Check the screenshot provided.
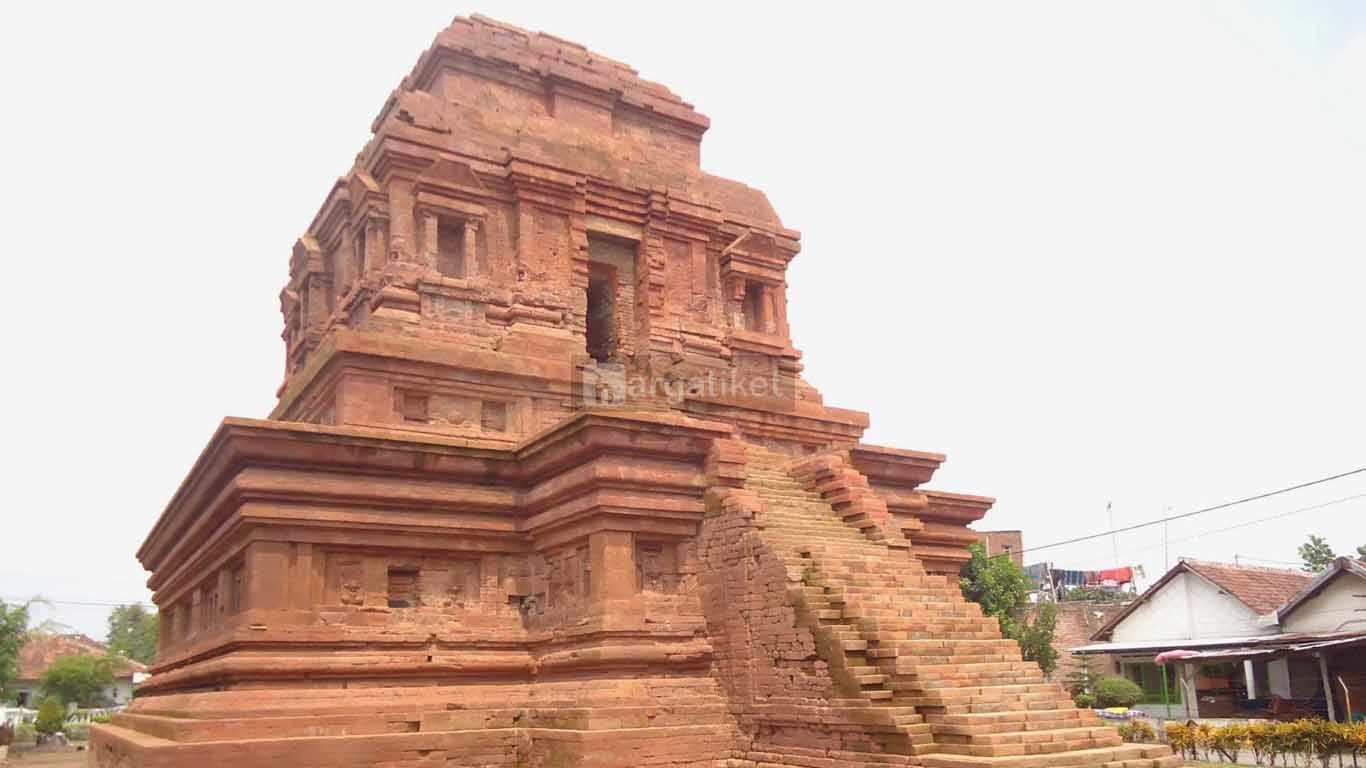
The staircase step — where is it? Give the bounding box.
[735,450,1174,767]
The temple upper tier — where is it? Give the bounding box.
[274,15,866,452]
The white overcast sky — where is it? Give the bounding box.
[2,2,1363,639]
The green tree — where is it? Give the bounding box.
[106,604,158,664]
[0,600,31,702]
[959,543,1058,673]
[1019,602,1059,675]
[41,655,115,707]
[34,696,66,735]
[1298,534,1336,572]
[960,542,1031,636]
[1065,652,1101,696]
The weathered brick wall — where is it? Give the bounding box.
[697,488,830,707]
[975,530,1023,567]
[1039,600,1129,683]
[696,487,916,767]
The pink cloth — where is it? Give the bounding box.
[1098,567,1134,584]
[1154,650,1200,665]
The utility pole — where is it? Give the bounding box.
[1108,501,1118,566]
[1164,506,1172,571]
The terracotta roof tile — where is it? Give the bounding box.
[15,633,148,681]
[1182,559,1314,614]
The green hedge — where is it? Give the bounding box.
[1165,720,1366,764]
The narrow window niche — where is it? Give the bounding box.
[436,215,466,278]
[742,280,768,332]
[397,390,430,424]
[387,566,419,608]
[481,400,508,433]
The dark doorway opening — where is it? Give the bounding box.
[586,262,617,363]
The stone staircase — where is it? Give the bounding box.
[742,446,1179,768]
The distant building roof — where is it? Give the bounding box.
[15,633,148,682]
[1090,559,1314,642]
[1180,559,1314,615]
[1074,629,1366,657]
[1276,556,1366,623]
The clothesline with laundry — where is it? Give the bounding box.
[1023,563,1147,601]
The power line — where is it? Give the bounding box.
[12,472,1365,608]
[1075,493,1366,566]
[1018,466,1366,557]
[1235,554,1306,568]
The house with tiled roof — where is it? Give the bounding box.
[1089,559,1313,648]
[1073,558,1366,722]
[1277,557,1366,635]
[10,633,148,708]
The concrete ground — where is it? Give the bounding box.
[2,750,90,766]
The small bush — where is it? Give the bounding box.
[34,696,67,735]
[14,724,36,745]
[1118,720,1155,743]
[63,722,90,742]
[91,712,112,724]
[1073,692,1096,709]
[1094,676,1144,708]
[1209,722,1249,763]
[1166,723,1197,759]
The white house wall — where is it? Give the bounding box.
[1111,571,1276,643]
[1282,574,1366,635]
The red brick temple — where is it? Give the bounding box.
[93,16,1177,768]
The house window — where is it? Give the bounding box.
[586,262,617,363]
[436,216,465,278]
[388,567,419,608]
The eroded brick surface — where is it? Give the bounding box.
[93,15,1173,768]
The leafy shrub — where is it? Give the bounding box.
[63,722,90,742]
[1164,719,1366,766]
[1209,722,1248,763]
[34,696,66,735]
[1247,721,1289,765]
[1117,720,1155,743]
[91,712,112,724]
[1191,722,1220,761]
[41,654,115,707]
[1073,692,1096,709]
[14,724,36,745]
[1165,723,1197,759]
[1094,676,1144,708]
